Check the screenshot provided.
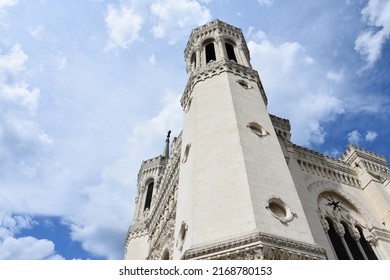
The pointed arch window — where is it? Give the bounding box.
[144,181,154,210]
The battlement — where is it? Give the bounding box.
[340,144,388,167]
[270,114,291,141]
[184,19,245,58]
[137,155,167,181]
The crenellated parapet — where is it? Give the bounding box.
[340,144,389,172]
[270,114,291,141]
[184,19,250,65]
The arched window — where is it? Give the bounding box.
[205,42,216,63]
[356,226,378,260]
[326,218,349,260]
[225,42,237,62]
[162,250,170,260]
[144,181,154,210]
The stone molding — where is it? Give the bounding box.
[181,59,267,112]
[181,231,326,260]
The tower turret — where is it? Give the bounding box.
[173,19,325,259]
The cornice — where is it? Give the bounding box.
[181,59,267,112]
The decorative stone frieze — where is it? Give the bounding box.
[181,231,326,260]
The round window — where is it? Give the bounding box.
[266,197,294,223]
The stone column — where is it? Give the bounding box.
[195,45,201,69]
[335,221,354,260]
[238,43,250,67]
[350,227,368,260]
[216,37,227,61]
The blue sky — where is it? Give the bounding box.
[0,0,389,260]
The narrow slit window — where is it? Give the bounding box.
[144,181,154,210]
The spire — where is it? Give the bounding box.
[163,130,171,158]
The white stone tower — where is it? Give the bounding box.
[172,19,325,259]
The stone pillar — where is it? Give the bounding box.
[195,45,201,69]
[216,37,227,61]
[238,43,250,67]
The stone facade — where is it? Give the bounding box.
[124,20,390,260]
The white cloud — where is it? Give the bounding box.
[0,236,64,260]
[105,4,144,50]
[347,130,362,144]
[0,211,34,239]
[0,44,51,176]
[148,53,156,65]
[150,0,211,44]
[0,0,18,8]
[355,0,390,68]
[326,70,344,83]
[28,25,44,39]
[0,44,27,75]
[61,91,182,259]
[247,32,344,146]
[0,211,62,260]
[54,54,67,70]
[365,130,378,141]
[257,0,273,6]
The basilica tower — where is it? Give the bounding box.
[172,19,325,259]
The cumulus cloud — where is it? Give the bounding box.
[0,236,64,260]
[347,130,362,144]
[247,31,344,146]
[0,211,34,239]
[257,0,273,6]
[365,130,378,141]
[62,91,182,259]
[0,211,63,260]
[150,0,211,44]
[355,0,390,68]
[0,44,27,75]
[105,3,144,50]
[326,70,344,83]
[0,44,51,169]
[347,130,378,144]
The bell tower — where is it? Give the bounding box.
[173,19,326,259]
